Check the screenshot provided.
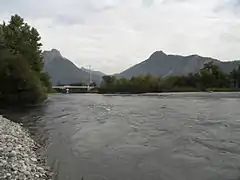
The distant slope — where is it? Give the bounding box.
[43,49,104,85]
[119,51,240,78]
[81,67,105,77]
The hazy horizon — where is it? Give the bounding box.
[1,0,240,74]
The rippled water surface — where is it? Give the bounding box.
[7,93,240,180]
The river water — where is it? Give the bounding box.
[5,93,240,180]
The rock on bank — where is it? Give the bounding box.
[0,115,52,180]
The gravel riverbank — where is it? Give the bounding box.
[0,115,52,180]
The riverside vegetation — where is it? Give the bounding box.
[0,15,53,179]
[99,62,240,93]
[0,15,51,107]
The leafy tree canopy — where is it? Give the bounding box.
[0,14,51,106]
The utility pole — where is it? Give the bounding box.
[89,65,92,86]
[87,65,92,92]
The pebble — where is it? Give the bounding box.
[31,157,38,162]
[0,115,52,180]
[9,150,17,157]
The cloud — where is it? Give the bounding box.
[0,0,240,74]
[87,0,123,11]
[142,0,155,7]
[214,0,240,14]
[53,14,85,26]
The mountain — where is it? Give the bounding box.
[43,49,104,85]
[80,67,105,77]
[119,51,240,78]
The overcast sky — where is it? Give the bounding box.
[1,0,240,74]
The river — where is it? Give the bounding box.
[4,92,240,180]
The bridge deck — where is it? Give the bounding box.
[52,86,94,89]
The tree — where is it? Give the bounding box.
[203,61,214,72]
[102,76,116,84]
[0,49,46,105]
[1,15,44,72]
[0,14,51,106]
[199,62,229,89]
[230,65,240,88]
[40,72,52,91]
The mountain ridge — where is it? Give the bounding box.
[43,49,240,85]
[43,49,105,85]
[119,51,240,78]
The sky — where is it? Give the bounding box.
[0,0,240,74]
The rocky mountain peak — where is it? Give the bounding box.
[149,51,166,59]
[43,49,105,85]
[50,49,62,56]
[43,49,62,64]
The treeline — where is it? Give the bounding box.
[99,62,240,93]
[0,15,51,106]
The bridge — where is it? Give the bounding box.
[52,85,95,93]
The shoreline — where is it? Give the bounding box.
[51,88,240,94]
[0,115,52,179]
[97,88,240,94]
